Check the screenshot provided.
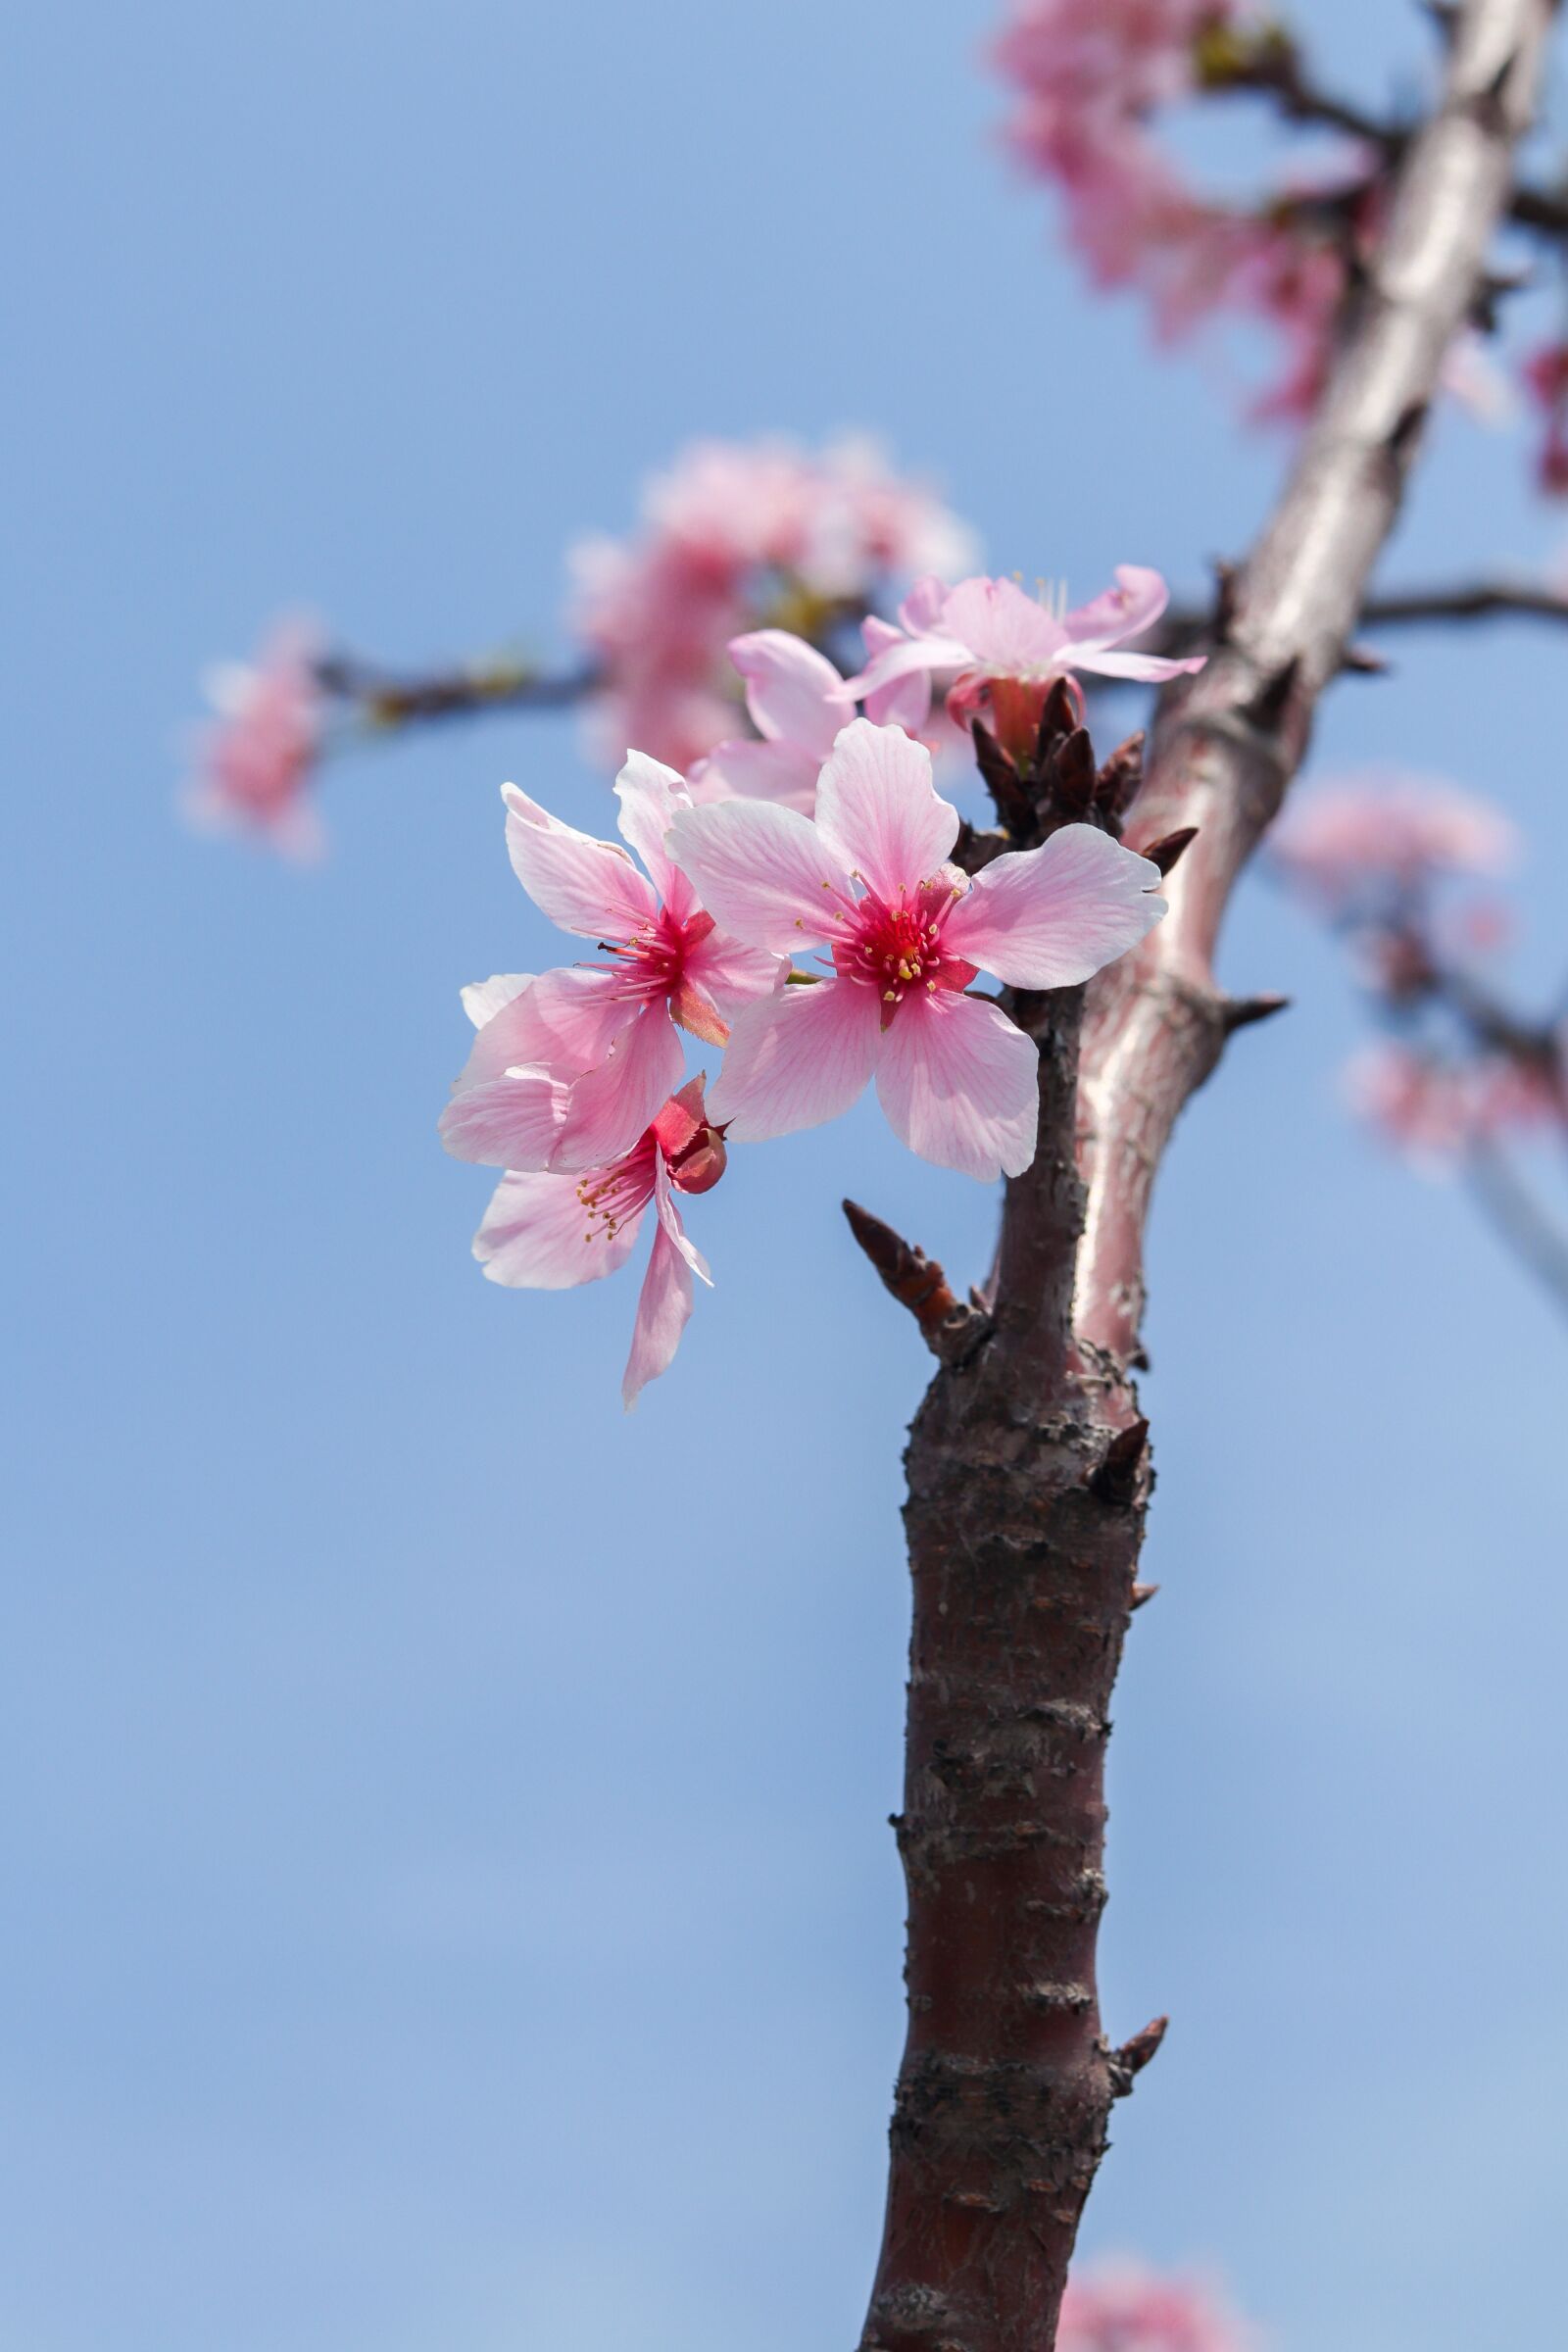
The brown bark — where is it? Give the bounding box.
[858,5,1555,2347]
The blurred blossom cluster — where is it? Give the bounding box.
[185,618,325,856]
[991,0,1363,421]
[1272,769,1565,1167]
[1058,2258,1254,2352]
[568,434,979,773]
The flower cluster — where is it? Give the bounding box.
[1523,340,1568,495]
[992,0,1360,421]
[1273,769,1563,1169]
[1058,2258,1252,2352]
[444,713,1168,1399]
[568,435,978,773]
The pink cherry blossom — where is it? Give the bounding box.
[187,618,324,851]
[1057,2257,1252,2352]
[843,568,1204,762]
[1347,1043,1561,1169]
[440,752,782,1176]
[665,718,1166,1181]
[568,436,978,773]
[1271,771,1518,907]
[471,1077,727,1408]
[994,0,1227,145]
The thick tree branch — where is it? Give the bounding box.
[859,7,1555,2348]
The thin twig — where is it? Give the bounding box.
[1467,1143,1568,1312]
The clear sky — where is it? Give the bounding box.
[4,5,1566,2348]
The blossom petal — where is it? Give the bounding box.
[812,718,959,901]
[551,1004,687,1172]
[860,618,934,733]
[664,801,856,955]
[614,750,692,911]
[461,972,531,1028]
[474,1171,644,1290]
[728,629,853,757]
[1061,564,1170,648]
[841,628,959,707]
[654,1150,711,1286]
[1069,646,1206,684]
[621,1221,694,1409]
[439,1064,569,1168]
[688,737,821,813]
[503,783,660,939]
[942,823,1166,988]
[707,978,881,1141]
[454,967,631,1093]
[875,991,1040,1181]
[940,576,1063,672]
[681,924,788,1009]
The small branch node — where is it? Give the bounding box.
[1221,991,1293,1034]
[1089,1416,1151,1505]
[1130,1583,1160,1611]
[1108,2015,1169,2097]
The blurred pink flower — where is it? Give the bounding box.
[471,1076,726,1408]
[440,752,781,1176]
[666,718,1165,1180]
[843,567,1203,761]
[1057,2257,1252,2352]
[570,436,978,773]
[1271,771,1517,906]
[188,618,323,852]
[994,0,1228,148]
[1347,1043,1561,1167]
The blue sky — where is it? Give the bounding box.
[4,4,1566,2348]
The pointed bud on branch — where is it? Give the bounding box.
[1109,2014,1169,2097]
[1221,992,1293,1034]
[1130,1583,1160,1610]
[843,1200,992,1366]
[1095,731,1145,821]
[1140,826,1199,877]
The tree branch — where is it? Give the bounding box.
[859,7,1555,2347]
[1467,1142,1568,1312]
[317,652,601,730]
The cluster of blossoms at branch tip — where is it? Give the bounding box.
[1058,2257,1253,2352]
[992,0,1363,422]
[443,711,1169,1400]
[186,619,324,853]
[1523,341,1568,494]
[1274,770,1563,1168]
[568,434,978,773]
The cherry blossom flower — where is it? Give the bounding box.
[1057,2257,1252,2352]
[1271,771,1517,908]
[665,718,1166,1181]
[1346,1043,1561,1169]
[471,1077,726,1408]
[569,436,978,773]
[187,618,324,851]
[994,0,1229,148]
[688,629,857,814]
[843,568,1204,761]
[440,753,781,1175]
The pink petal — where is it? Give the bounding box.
[621,1221,694,1409]
[614,750,693,913]
[461,972,532,1028]
[942,824,1166,989]
[503,783,660,939]
[455,967,631,1093]
[707,978,882,1141]
[439,1063,569,1168]
[688,737,821,813]
[1069,647,1206,684]
[551,1003,687,1172]
[840,629,957,708]
[654,1150,712,1286]
[681,925,788,1009]
[1061,564,1170,648]
[940,576,1063,672]
[728,629,853,758]
[874,990,1040,1181]
[898,574,951,632]
[474,1170,644,1289]
[664,800,856,955]
[812,718,958,901]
